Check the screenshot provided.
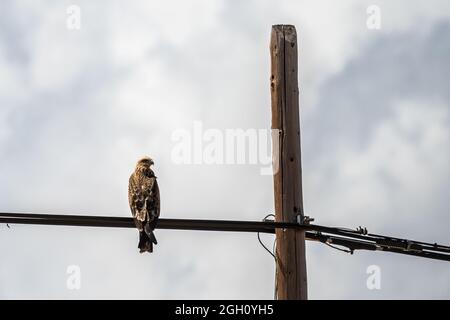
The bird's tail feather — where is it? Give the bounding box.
[148,230,157,245]
[144,224,158,245]
[138,231,153,253]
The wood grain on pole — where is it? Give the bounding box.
[270,24,307,300]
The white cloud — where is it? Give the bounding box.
[0,0,449,299]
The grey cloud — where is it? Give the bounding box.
[0,1,448,299]
[303,20,449,299]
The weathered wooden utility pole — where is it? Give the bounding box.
[270,24,308,300]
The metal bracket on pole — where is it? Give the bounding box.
[297,215,314,225]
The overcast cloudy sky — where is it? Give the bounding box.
[0,0,449,299]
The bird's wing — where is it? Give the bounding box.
[128,174,136,213]
[152,179,160,219]
[128,174,144,230]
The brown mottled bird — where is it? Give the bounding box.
[128,157,160,253]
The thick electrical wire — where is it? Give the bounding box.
[324,242,353,254]
[0,212,449,261]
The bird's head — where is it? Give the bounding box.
[136,157,154,172]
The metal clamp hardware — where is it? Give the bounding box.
[356,226,368,235]
[297,215,314,225]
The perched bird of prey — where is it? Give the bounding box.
[128,157,160,253]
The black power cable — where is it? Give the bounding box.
[0,212,449,261]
